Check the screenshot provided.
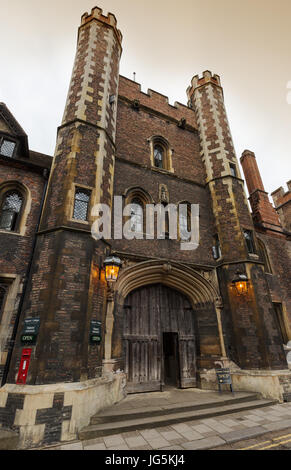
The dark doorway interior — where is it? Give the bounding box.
[163,332,180,387]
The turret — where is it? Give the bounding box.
[187,71,287,370]
[187,70,252,262]
[8,7,122,385]
[40,7,122,232]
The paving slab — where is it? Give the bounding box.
[158,445,184,450]
[160,430,188,441]
[125,435,149,448]
[262,419,291,432]
[182,436,226,450]
[103,435,126,447]
[60,442,83,450]
[238,420,260,428]
[219,426,266,443]
[83,442,107,450]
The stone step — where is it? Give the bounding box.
[78,397,277,441]
[0,429,19,450]
[90,392,261,424]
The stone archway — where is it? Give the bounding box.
[114,260,220,305]
[103,260,226,381]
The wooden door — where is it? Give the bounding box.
[123,284,196,393]
[178,336,197,388]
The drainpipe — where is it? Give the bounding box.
[1,168,49,386]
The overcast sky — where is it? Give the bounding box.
[1,0,290,196]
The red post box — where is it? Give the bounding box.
[16,348,32,385]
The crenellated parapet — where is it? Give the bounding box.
[272,181,291,208]
[186,70,222,101]
[80,6,122,46]
[118,76,197,129]
[271,181,291,232]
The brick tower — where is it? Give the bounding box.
[240,149,282,231]
[7,8,122,384]
[187,71,287,370]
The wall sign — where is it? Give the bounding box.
[90,320,102,344]
[216,368,234,394]
[21,318,40,345]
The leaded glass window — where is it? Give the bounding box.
[0,140,16,158]
[244,229,256,254]
[213,234,222,259]
[0,190,23,231]
[73,188,91,221]
[130,198,143,233]
[179,204,191,240]
[154,145,164,169]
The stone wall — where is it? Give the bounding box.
[0,371,126,449]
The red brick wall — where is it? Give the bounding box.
[0,160,47,381]
[115,97,204,184]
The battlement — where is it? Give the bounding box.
[271,181,291,208]
[186,71,221,99]
[118,76,197,129]
[80,6,122,43]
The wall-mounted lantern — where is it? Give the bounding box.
[104,256,122,282]
[231,271,249,296]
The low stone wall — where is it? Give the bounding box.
[0,371,126,449]
[199,367,291,403]
[231,370,291,402]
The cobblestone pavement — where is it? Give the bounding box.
[41,401,291,451]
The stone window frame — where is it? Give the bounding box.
[212,233,222,261]
[177,200,193,242]
[70,183,93,225]
[257,237,273,274]
[0,181,31,236]
[123,187,153,236]
[148,135,174,173]
[273,302,290,345]
[243,228,257,255]
[0,135,17,159]
[229,162,237,177]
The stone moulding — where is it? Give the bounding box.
[0,371,126,449]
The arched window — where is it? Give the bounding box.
[243,229,256,254]
[257,238,272,274]
[150,136,172,171]
[179,203,191,240]
[0,190,23,231]
[154,145,164,169]
[130,197,144,233]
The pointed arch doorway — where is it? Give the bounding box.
[123,283,197,393]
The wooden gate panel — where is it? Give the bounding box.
[124,336,161,392]
[123,284,197,393]
[179,336,197,388]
